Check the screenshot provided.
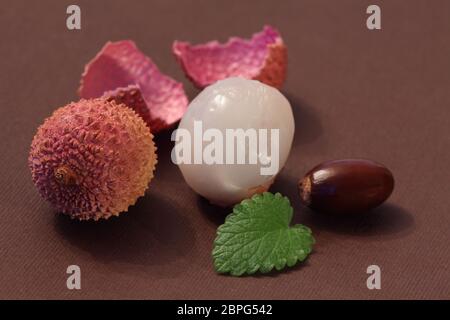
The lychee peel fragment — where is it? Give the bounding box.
[102,85,167,133]
[29,98,157,221]
[173,25,287,89]
[79,40,188,133]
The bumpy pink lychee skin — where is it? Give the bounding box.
[29,99,157,221]
[79,40,188,133]
[173,25,287,89]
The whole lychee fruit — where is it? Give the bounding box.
[29,98,157,220]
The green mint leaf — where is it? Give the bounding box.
[212,192,315,276]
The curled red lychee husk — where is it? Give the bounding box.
[79,40,189,133]
[102,85,167,133]
[173,25,287,89]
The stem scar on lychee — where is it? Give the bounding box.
[54,166,77,186]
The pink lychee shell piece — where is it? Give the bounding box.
[101,85,167,133]
[173,25,287,89]
[79,40,188,133]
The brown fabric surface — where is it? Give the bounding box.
[0,0,449,299]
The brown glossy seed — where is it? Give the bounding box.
[298,159,394,214]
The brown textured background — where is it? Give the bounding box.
[0,0,449,299]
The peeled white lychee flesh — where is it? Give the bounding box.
[175,77,295,206]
